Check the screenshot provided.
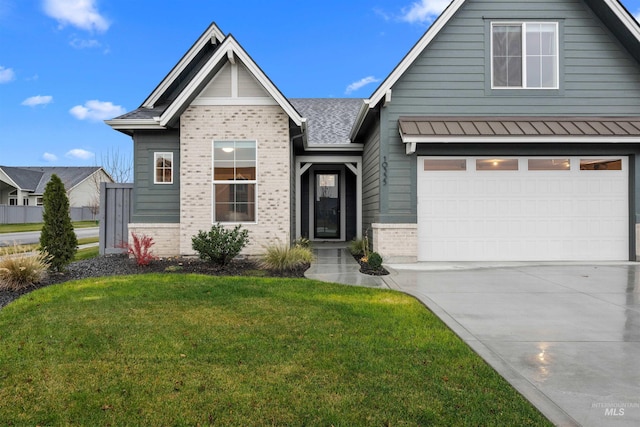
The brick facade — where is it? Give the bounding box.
[128,223,180,258]
[372,223,418,263]
[179,105,291,256]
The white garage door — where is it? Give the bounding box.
[418,157,629,261]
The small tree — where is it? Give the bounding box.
[40,174,78,271]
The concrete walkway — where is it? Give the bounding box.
[306,252,640,426]
[304,243,387,288]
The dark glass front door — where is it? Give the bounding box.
[315,173,340,238]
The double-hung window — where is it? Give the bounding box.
[154,152,173,184]
[492,22,558,89]
[213,140,257,223]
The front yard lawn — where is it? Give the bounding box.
[0,220,98,234]
[0,274,551,426]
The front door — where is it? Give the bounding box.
[315,172,340,239]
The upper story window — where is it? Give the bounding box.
[213,141,257,223]
[492,22,558,89]
[154,152,174,184]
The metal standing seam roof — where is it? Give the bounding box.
[398,116,640,139]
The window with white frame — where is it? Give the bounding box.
[492,22,558,89]
[154,152,173,184]
[213,140,257,222]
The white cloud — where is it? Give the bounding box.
[401,0,451,24]
[66,148,94,160]
[345,76,381,94]
[70,100,126,121]
[43,152,58,162]
[43,0,110,32]
[70,37,101,49]
[0,66,15,83]
[22,95,54,107]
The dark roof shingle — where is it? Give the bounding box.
[290,98,363,145]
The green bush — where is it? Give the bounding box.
[191,224,249,266]
[40,174,77,271]
[261,243,314,272]
[0,246,50,291]
[367,252,383,270]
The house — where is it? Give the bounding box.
[0,166,114,208]
[107,0,640,262]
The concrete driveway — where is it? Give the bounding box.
[384,263,640,427]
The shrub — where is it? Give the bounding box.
[126,233,156,266]
[292,237,311,249]
[261,243,314,272]
[0,246,50,291]
[348,238,367,256]
[367,252,383,270]
[40,174,77,271]
[191,224,249,266]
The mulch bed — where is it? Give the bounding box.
[351,253,390,276]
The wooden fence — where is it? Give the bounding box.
[99,183,133,255]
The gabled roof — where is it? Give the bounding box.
[351,0,640,140]
[107,25,305,133]
[0,166,110,194]
[142,23,226,109]
[158,34,304,128]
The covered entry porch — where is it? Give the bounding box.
[295,156,362,242]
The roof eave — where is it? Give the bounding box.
[368,0,467,109]
[105,119,166,136]
[603,0,640,41]
[348,100,371,141]
[303,143,364,152]
[142,22,226,109]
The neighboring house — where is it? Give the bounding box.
[0,166,114,208]
[107,0,640,262]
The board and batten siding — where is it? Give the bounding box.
[132,130,181,223]
[377,0,640,222]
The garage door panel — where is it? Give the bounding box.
[418,156,628,261]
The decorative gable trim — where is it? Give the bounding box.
[142,23,226,109]
[158,35,304,127]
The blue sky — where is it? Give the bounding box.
[1,0,640,171]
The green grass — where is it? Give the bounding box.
[0,275,551,426]
[0,220,98,234]
[2,237,98,255]
[74,245,99,261]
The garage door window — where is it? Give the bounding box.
[528,159,570,171]
[424,159,467,171]
[580,159,622,171]
[476,158,518,171]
